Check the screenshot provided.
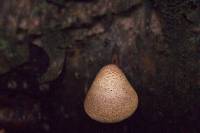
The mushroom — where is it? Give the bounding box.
[84,64,138,123]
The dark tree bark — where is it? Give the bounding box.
[0,0,199,133]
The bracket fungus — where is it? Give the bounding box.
[84,64,138,123]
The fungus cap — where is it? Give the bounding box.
[84,64,138,123]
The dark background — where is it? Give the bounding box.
[0,0,199,133]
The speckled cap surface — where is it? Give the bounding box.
[84,64,138,123]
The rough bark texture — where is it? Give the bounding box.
[0,0,199,133]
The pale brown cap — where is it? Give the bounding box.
[84,64,138,123]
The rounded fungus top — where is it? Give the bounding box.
[84,64,138,123]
